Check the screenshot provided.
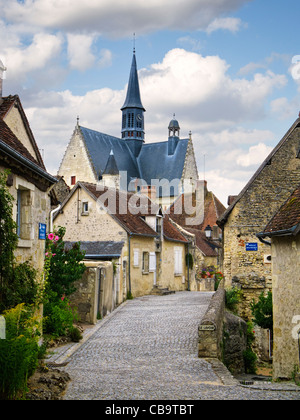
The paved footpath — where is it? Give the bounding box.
[51,292,300,400]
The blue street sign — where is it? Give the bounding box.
[246,242,258,252]
[39,223,47,240]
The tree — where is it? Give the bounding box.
[45,226,86,299]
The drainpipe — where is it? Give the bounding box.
[187,242,190,291]
[50,203,61,233]
[128,234,132,295]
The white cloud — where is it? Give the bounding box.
[2,32,62,82]
[236,143,273,167]
[67,34,96,71]
[2,0,251,36]
[206,17,244,34]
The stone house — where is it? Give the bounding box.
[258,185,300,380]
[54,181,191,309]
[58,51,199,209]
[217,116,300,320]
[168,180,225,291]
[0,94,57,274]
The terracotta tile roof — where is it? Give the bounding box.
[185,227,219,257]
[80,182,158,237]
[63,182,188,242]
[168,190,226,231]
[163,216,188,243]
[263,186,300,235]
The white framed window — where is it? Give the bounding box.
[133,249,139,267]
[82,201,89,215]
[174,247,183,276]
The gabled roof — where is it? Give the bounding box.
[103,150,119,176]
[259,185,300,237]
[56,181,188,243]
[0,100,57,188]
[218,117,300,227]
[0,95,46,170]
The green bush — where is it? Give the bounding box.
[251,291,273,330]
[0,304,40,400]
[243,321,257,374]
[43,296,78,337]
[225,287,243,313]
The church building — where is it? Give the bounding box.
[58,50,199,209]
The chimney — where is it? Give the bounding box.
[0,60,7,98]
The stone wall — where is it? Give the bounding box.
[198,287,248,374]
[222,125,300,286]
[272,235,300,380]
[198,288,225,359]
[70,261,115,324]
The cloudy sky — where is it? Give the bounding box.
[1,0,300,205]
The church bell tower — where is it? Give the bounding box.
[121,49,145,157]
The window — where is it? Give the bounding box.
[16,187,32,241]
[71,176,76,185]
[174,247,183,276]
[82,201,89,215]
[142,252,149,273]
[133,249,139,267]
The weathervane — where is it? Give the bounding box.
[133,33,136,54]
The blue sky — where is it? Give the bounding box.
[1,0,300,205]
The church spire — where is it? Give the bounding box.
[121,49,146,157]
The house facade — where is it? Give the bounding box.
[54,182,190,308]
[217,116,300,320]
[258,186,300,380]
[0,94,57,274]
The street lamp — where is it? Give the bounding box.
[205,225,212,239]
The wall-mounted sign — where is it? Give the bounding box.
[246,242,258,252]
[39,223,47,240]
[199,324,216,331]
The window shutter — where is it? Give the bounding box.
[174,247,183,275]
[133,250,139,267]
[149,252,156,272]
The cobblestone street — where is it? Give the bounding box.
[53,292,300,401]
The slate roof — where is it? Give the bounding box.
[79,126,189,197]
[64,241,124,258]
[80,126,140,184]
[138,140,189,195]
[259,185,300,237]
[121,53,145,111]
